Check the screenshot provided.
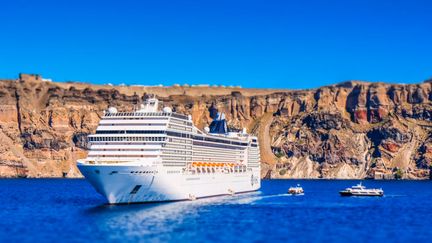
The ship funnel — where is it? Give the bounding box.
[209,112,228,134]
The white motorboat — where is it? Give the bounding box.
[339,182,383,197]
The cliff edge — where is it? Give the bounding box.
[1,74,432,179]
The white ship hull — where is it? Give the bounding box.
[78,163,261,204]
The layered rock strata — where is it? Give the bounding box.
[1,74,431,179]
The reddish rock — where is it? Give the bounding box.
[354,109,368,123]
[382,142,400,153]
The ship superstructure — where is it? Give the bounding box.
[77,97,261,203]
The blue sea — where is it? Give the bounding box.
[1,179,431,242]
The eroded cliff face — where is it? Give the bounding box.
[1,75,432,179]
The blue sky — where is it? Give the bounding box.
[0,0,431,89]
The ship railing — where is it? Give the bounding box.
[103,111,189,120]
[78,158,158,166]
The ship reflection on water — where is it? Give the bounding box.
[85,192,264,241]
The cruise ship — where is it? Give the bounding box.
[77,97,261,204]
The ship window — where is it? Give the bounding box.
[130,185,142,194]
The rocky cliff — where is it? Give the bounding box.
[1,74,432,179]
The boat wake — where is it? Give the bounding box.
[259,193,296,199]
[382,194,407,198]
[227,193,298,205]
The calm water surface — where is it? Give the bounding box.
[1,179,431,242]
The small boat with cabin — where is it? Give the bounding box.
[288,184,304,195]
[339,182,383,197]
